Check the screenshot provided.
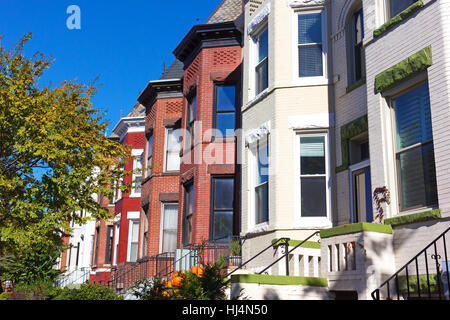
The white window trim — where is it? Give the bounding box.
[113,222,120,266]
[130,149,144,198]
[146,135,153,178]
[293,131,332,229]
[291,7,329,87]
[249,23,269,101]
[127,215,140,262]
[159,203,179,254]
[163,127,181,173]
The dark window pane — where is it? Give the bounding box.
[394,83,432,149]
[256,183,269,224]
[183,184,194,245]
[301,136,325,175]
[213,211,233,241]
[301,177,327,217]
[256,59,268,94]
[299,45,323,77]
[258,143,269,184]
[258,29,268,62]
[390,0,416,18]
[399,143,437,210]
[214,179,234,210]
[217,113,236,136]
[298,13,322,44]
[217,86,236,111]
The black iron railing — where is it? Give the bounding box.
[226,231,320,278]
[372,227,450,300]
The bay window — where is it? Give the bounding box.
[255,141,269,225]
[297,11,326,78]
[393,82,437,211]
[211,177,234,241]
[255,27,268,95]
[165,127,181,171]
[214,84,237,136]
[161,203,178,253]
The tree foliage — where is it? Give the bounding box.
[0,33,129,279]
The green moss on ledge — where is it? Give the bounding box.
[373,1,424,38]
[320,222,392,239]
[230,274,328,287]
[346,77,366,94]
[336,115,368,173]
[272,239,321,249]
[375,46,432,93]
[384,209,441,228]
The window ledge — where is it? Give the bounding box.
[384,209,441,228]
[346,78,366,94]
[373,0,424,39]
[245,88,270,110]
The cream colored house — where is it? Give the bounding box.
[233,0,450,300]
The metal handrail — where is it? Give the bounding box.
[258,231,321,275]
[372,227,450,300]
[226,237,290,278]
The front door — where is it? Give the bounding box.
[352,166,373,223]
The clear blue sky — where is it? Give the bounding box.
[0,0,223,134]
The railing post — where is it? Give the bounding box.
[282,238,290,276]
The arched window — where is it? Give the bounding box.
[347,5,364,86]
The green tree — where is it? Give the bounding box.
[0,34,129,283]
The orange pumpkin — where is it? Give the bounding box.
[190,265,204,277]
[172,276,183,287]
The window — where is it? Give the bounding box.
[182,182,194,245]
[146,135,153,177]
[214,85,237,136]
[104,225,114,265]
[185,95,196,149]
[297,12,324,77]
[114,224,120,265]
[255,27,268,95]
[129,220,139,262]
[161,203,178,253]
[94,227,99,265]
[165,128,181,171]
[348,8,364,84]
[211,177,234,241]
[75,242,80,268]
[393,82,437,211]
[133,153,143,194]
[255,142,269,224]
[388,0,416,19]
[300,135,328,217]
[142,210,148,257]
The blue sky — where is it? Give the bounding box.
[0,0,223,134]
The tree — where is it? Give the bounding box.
[0,33,129,282]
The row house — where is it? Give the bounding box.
[229,0,450,300]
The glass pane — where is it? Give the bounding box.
[164,204,178,229]
[299,45,323,77]
[258,28,268,62]
[214,178,234,210]
[166,151,180,171]
[167,129,181,151]
[256,183,269,224]
[301,177,327,217]
[256,59,268,94]
[301,136,325,175]
[134,176,142,193]
[217,86,236,111]
[130,243,138,262]
[189,96,196,121]
[399,144,437,210]
[354,10,364,45]
[162,229,177,253]
[257,143,269,184]
[390,0,416,18]
[213,211,233,241]
[394,83,432,149]
[298,13,322,44]
[148,136,153,158]
[131,221,140,242]
[217,113,236,136]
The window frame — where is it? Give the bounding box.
[292,8,328,86]
[293,131,332,228]
[146,134,153,178]
[113,221,120,265]
[250,24,269,99]
[131,149,144,197]
[182,181,194,246]
[347,7,365,86]
[386,0,417,20]
[213,82,238,138]
[160,202,179,254]
[104,225,114,265]
[127,218,140,262]
[388,80,438,213]
[210,176,235,242]
[164,126,181,172]
[185,93,197,151]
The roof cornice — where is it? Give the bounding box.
[173,21,242,66]
[137,78,183,112]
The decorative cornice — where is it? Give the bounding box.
[287,0,329,9]
[247,2,270,35]
[112,117,146,143]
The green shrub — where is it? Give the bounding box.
[0,292,11,300]
[50,284,123,300]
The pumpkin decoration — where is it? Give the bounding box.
[171,275,183,287]
[190,265,205,278]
